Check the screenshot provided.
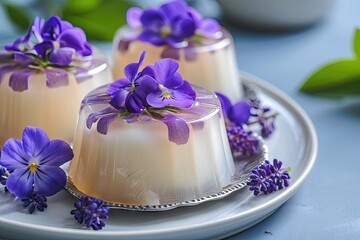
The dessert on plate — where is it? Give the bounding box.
[68,52,235,205]
[113,0,242,102]
[0,16,112,145]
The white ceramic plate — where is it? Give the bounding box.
[0,72,317,240]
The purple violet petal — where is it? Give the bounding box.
[161,47,180,60]
[197,19,221,38]
[126,7,143,28]
[215,92,232,118]
[34,41,53,58]
[109,88,129,109]
[32,16,45,42]
[163,115,190,145]
[86,107,118,129]
[13,52,35,66]
[6,168,34,198]
[9,69,34,92]
[133,75,158,105]
[124,51,145,81]
[37,139,74,166]
[125,92,145,113]
[45,68,69,88]
[171,17,196,39]
[106,78,131,95]
[33,166,67,196]
[22,126,50,157]
[146,89,194,108]
[176,80,196,100]
[0,139,29,170]
[138,31,166,46]
[59,28,92,56]
[153,58,180,86]
[41,16,62,40]
[48,47,75,66]
[140,9,166,31]
[118,39,131,53]
[229,101,251,125]
[97,114,118,135]
[184,43,197,62]
[0,64,18,84]
[159,0,188,20]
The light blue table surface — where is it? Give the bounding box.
[0,0,359,239]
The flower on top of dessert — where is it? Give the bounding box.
[126,0,221,47]
[0,16,101,92]
[86,51,196,145]
[0,126,74,198]
[119,0,221,61]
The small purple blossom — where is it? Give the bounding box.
[70,196,110,231]
[0,127,74,198]
[247,159,290,196]
[127,0,220,47]
[216,92,251,125]
[0,15,94,91]
[21,191,48,214]
[226,125,259,158]
[87,51,195,145]
[249,98,277,138]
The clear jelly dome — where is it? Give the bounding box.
[68,84,235,206]
[0,53,112,146]
[113,27,242,102]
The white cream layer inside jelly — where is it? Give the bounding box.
[113,28,242,102]
[68,85,235,205]
[0,62,112,145]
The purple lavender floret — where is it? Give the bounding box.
[21,192,48,214]
[70,196,110,231]
[247,159,290,196]
[126,0,221,47]
[249,98,277,138]
[226,125,259,157]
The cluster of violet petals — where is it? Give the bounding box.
[86,51,196,145]
[127,0,221,47]
[248,159,291,196]
[0,126,74,199]
[0,15,92,92]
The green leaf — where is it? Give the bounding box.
[354,28,360,59]
[300,59,360,98]
[62,0,137,41]
[3,3,31,31]
[149,111,165,120]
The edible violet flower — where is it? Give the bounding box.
[143,57,195,108]
[216,92,251,125]
[249,98,277,138]
[106,51,156,113]
[0,127,74,198]
[247,159,290,196]
[126,0,220,47]
[87,51,195,145]
[0,15,95,92]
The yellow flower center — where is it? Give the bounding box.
[160,26,171,37]
[53,41,60,49]
[29,163,38,172]
[162,91,172,99]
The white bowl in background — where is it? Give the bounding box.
[217,0,336,30]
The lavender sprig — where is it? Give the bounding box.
[226,125,259,157]
[21,192,48,214]
[70,196,110,231]
[0,166,9,192]
[248,159,290,196]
